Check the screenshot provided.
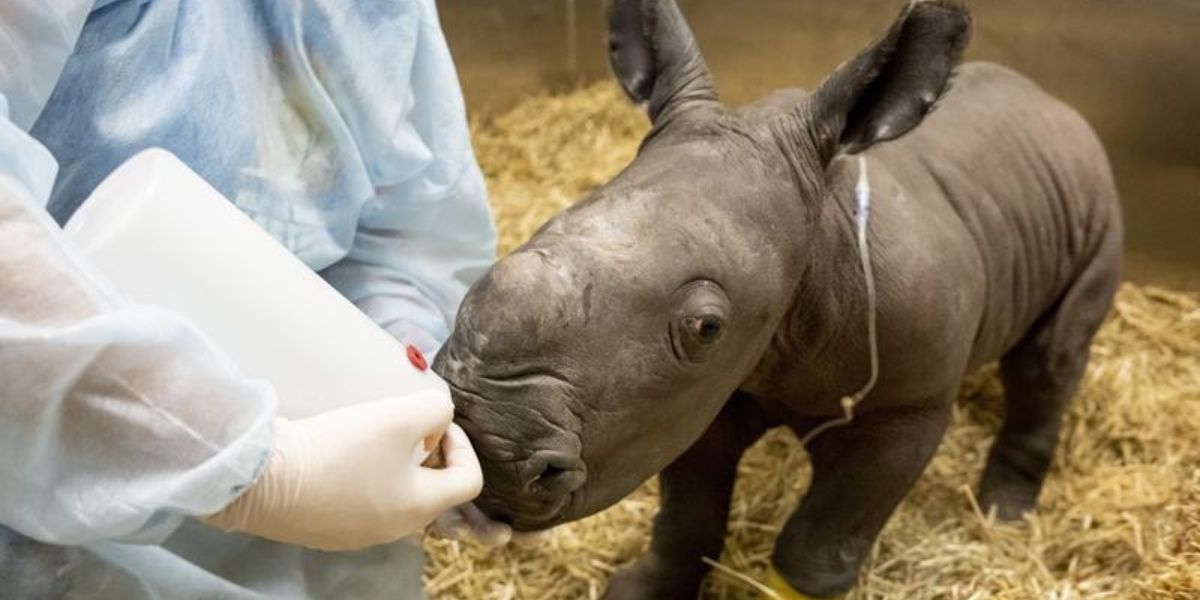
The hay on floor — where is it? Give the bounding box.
[424,83,1200,599]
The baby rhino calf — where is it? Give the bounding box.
[435,0,1122,597]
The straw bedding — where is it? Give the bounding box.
[424,84,1200,599]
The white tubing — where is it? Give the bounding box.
[798,155,879,447]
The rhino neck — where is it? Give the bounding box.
[739,156,871,412]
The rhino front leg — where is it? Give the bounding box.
[603,393,770,600]
[773,402,952,598]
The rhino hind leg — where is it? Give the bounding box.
[979,229,1122,521]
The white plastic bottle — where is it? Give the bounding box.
[63,148,446,419]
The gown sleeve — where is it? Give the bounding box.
[0,91,276,546]
[317,0,498,356]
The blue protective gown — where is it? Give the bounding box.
[0,0,497,597]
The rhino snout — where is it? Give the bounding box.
[437,367,587,529]
[468,434,586,530]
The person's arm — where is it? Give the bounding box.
[0,0,92,130]
[0,0,486,550]
[0,96,277,546]
[0,101,482,551]
[317,0,498,357]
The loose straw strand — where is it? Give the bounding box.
[701,557,785,600]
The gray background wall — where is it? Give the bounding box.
[439,1,1200,289]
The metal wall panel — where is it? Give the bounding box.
[440,1,1200,288]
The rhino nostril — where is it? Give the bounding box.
[524,451,585,496]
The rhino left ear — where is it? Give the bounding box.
[803,0,972,161]
[606,0,720,124]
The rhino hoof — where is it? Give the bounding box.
[602,556,702,600]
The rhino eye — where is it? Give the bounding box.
[684,315,724,344]
[671,280,731,363]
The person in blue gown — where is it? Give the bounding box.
[0,1,503,597]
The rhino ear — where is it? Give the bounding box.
[804,0,971,161]
[606,0,720,124]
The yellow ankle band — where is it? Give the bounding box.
[764,566,845,600]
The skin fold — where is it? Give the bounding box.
[434,1,1122,597]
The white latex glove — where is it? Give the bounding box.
[203,391,482,551]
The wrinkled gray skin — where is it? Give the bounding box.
[434,0,1122,597]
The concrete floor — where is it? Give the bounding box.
[440,0,1200,289]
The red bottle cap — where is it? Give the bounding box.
[407,344,428,371]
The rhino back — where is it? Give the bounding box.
[744,62,1120,412]
[868,61,1121,370]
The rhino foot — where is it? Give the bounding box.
[602,555,703,600]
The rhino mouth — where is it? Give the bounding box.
[473,487,579,532]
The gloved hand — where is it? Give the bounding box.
[203,390,482,551]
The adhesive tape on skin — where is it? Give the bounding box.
[764,566,844,600]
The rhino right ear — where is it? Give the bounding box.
[606,0,720,124]
[799,0,971,162]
